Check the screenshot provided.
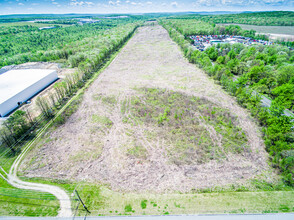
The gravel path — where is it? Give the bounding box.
[7,175,72,217]
[7,101,74,217]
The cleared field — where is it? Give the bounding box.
[20,25,274,193]
[221,23,294,35]
[220,23,294,40]
[15,23,294,215]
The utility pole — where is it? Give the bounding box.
[74,189,91,214]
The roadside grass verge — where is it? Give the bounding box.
[14,177,294,216]
[66,183,294,216]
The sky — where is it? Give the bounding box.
[0,0,293,15]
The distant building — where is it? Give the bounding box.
[0,69,58,117]
[39,26,57,30]
[104,16,129,19]
[190,34,274,50]
[210,40,222,44]
[77,19,100,25]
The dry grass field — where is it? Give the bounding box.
[234,24,294,36]
[220,23,294,41]
[20,25,275,193]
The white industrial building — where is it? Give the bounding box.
[0,69,58,117]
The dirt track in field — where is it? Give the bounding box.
[20,25,275,193]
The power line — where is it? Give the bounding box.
[0,172,8,181]
[74,190,91,214]
[0,199,77,210]
[0,192,57,201]
[0,165,8,176]
[0,113,47,157]
[0,148,11,158]
[0,188,57,198]
[0,114,49,171]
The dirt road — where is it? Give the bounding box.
[7,175,72,217]
[7,106,73,217]
[20,25,274,193]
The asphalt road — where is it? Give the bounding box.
[260,95,294,118]
[1,214,294,220]
[233,77,294,118]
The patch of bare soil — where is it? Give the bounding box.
[20,25,275,193]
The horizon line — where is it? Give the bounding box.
[0,10,294,16]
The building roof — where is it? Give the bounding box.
[39,26,57,30]
[0,69,57,104]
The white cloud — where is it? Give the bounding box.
[70,1,82,6]
[263,0,286,2]
[86,1,94,6]
[193,0,223,7]
[131,2,137,5]
[126,0,130,3]
[18,3,24,6]
[108,0,122,6]
[171,1,178,7]
[70,1,94,7]
[146,1,152,5]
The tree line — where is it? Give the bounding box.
[165,19,265,40]
[0,18,141,68]
[173,11,294,26]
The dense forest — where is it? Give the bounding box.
[159,18,294,186]
[165,19,259,39]
[0,18,141,68]
[173,11,294,26]
[0,14,120,23]
[0,14,92,23]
